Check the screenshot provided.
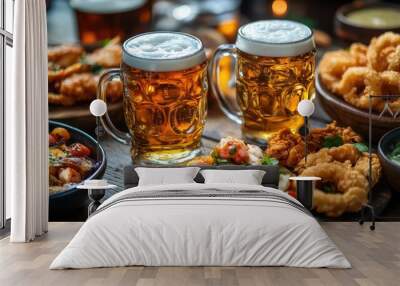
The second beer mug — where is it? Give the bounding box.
[211,20,316,142]
[99,32,208,164]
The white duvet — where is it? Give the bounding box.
[50,183,351,269]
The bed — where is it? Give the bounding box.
[50,165,351,269]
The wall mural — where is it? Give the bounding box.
[46,0,400,224]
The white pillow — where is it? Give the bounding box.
[135,167,200,186]
[200,169,266,185]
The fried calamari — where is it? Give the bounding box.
[319,32,400,112]
[301,162,369,217]
[295,144,381,217]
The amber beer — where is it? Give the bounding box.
[211,20,316,142]
[70,0,153,45]
[98,32,208,164]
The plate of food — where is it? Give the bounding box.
[317,32,400,139]
[49,121,106,219]
[188,122,390,219]
[48,38,124,130]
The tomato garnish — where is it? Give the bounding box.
[49,134,57,145]
[51,127,71,142]
[68,143,91,157]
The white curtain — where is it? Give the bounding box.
[7,0,48,242]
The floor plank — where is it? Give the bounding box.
[0,222,399,286]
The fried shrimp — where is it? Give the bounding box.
[307,121,362,152]
[86,37,122,68]
[48,45,84,68]
[48,63,90,83]
[49,73,123,106]
[266,129,305,168]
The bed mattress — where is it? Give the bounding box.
[50,183,351,269]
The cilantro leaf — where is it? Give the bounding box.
[322,135,343,148]
[353,143,369,153]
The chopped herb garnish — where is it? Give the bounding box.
[215,158,230,165]
[90,64,103,74]
[228,145,237,155]
[261,155,279,166]
[100,38,111,47]
[322,135,343,148]
[389,141,400,164]
[322,184,335,193]
[353,143,369,153]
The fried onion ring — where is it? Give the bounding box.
[300,162,369,217]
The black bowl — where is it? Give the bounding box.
[335,2,400,44]
[49,121,107,221]
[378,127,400,192]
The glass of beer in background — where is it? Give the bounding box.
[70,0,153,45]
[210,20,316,142]
[98,32,208,164]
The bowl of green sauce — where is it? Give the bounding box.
[335,2,400,44]
[378,127,400,192]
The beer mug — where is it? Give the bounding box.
[211,20,316,142]
[99,32,208,164]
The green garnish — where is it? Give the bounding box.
[80,58,104,74]
[322,135,343,148]
[261,155,279,166]
[90,63,103,74]
[100,38,111,47]
[353,143,369,153]
[228,145,237,155]
[389,141,400,164]
[215,158,230,165]
[322,184,335,193]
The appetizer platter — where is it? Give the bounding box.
[48,38,124,130]
[49,121,106,220]
[185,121,391,219]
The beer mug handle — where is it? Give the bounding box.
[97,69,131,145]
[210,44,242,124]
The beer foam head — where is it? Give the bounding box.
[236,20,315,57]
[123,32,206,72]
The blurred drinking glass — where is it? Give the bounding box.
[70,0,153,45]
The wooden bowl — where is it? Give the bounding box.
[315,73,400,141]
[378,127,400,192]
[335,2,400,44]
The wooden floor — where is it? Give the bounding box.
[0,222,399,286]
